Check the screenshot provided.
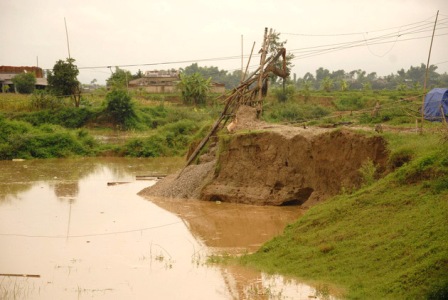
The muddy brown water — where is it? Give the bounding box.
[0,158,333,299]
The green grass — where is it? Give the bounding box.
[0,116,97,159]
[240,132,448,299]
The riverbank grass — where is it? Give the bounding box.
[240,132,448,299]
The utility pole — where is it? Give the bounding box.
[64,17,71,59]
[420,10,439,133]
[241,35,244,82]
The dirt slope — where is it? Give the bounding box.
[139,106,389,206]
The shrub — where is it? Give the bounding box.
[272,85,296,102]
[12,73,36,94]
[123,119,204,157]
[0,117,97,159]
[31,90,62,110]
[359,159,377,186]
[105,89,137,129]
[14,107,96,128]
[177,73,211,105]
[333,94,369,111]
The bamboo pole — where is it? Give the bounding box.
[257,28,269,103]
[420,10,439,133]
[242,42,256,82]
[241,35,244,82]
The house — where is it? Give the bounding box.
[129,69,225,94]
[0,66,48,92]
[129,69,179,93]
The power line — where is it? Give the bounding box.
[282,14,441,37]
[71,17,447,72]
[291,32,448,61]
[36,15,443,82]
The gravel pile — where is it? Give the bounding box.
[138,160,216,199]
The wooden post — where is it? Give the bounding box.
[242,42,256,82]
[441,106,448,128]
[257,28,269,103]
[241,35,244,82]
[420,10,439,133]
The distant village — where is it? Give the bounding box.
[0,66,225,94]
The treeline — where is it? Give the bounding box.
[183,63,448,91]
[292,63,448,91]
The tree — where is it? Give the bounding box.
[1,84,10,93]
[181,63,240,89]
[177,73,211,105]
[12,72,36,94]
[106,67,132,89]
[301,81,312,102]
[340,79,349,91]
[320,76,334,92]
[132,69,144,80]
[105,89,137,128]
[47,58,81,107]
[362,82,372,91]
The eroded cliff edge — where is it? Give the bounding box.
[139,107,389,207]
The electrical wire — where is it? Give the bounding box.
[64,16,448,73]
[282,14,440,37]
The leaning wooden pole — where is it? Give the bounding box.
[257,28,269,104]
[420,10,439,133]
[242,41,256,82]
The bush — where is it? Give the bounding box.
[12,73,36,94]
[123,119,205,157]
[14,107,96,128]
[105,89,137,129]
[177,73,211,105]
[272,85,296,102]
[359,159,377,186]
[333,94,369,111]
[0,118,97,159]
[31,90,62,110]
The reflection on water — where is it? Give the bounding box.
[149,197,301,253]
[0,158,334,299]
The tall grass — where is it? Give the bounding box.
[263,101,331,123]
[0,116,97,159]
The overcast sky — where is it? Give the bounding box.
[1,0,447,84]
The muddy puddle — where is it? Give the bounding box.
[0,158,334,299]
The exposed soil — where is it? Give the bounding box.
[139,105,389,207]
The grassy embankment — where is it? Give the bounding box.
[239,131,448,299]
[0,91,216,159]
[0,87,431,160]
[1,88,447,298]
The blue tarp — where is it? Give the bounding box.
[423,88,448,121]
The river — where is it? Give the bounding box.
[0,157,332,299]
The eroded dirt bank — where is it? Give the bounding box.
[139,107,389,207]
